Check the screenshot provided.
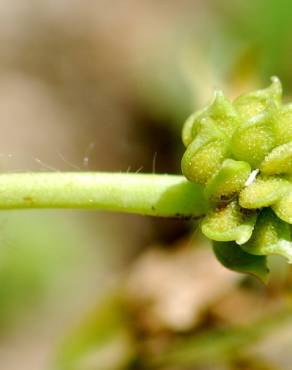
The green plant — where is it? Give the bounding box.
[182,77,292,281]
[1,78,291,281]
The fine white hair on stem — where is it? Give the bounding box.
[135,166,143,174]
[83,142,96,169]
[34,158,60,172]
[56,151,81,171]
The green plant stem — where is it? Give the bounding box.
[0,172,207,217]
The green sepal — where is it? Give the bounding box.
[239,176,289,209]
[231,107,276,168]
[241,208,292,263]
[233,76,282,120]
[272,189,292,224]
[260,141,292,175]
[213,241,269,283]
[205,159,251,201]
[201,201,257,245]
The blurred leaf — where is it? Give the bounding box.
[55,295,135,370]
[0,210,90,329]
[149,305,292,368]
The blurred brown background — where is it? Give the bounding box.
[0,1,292,370]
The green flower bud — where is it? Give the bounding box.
[231,106,276,168]
[241,208,292,263]
[272,190,292,224]
[239,176,289,209]
[274,104,292,145]
[204,159,251,202]
[201,201,257,245]
[260,141,292,175]
[181,138,227,184]
[181,77,292,281]
[233,76,282,120]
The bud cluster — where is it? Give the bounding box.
[181,78,292,279]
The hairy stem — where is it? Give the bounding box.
[0,172,207,217]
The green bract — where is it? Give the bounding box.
[181,77,292,281]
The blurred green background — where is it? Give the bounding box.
[1,1,292,369]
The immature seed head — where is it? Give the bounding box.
[181,77,292,281]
